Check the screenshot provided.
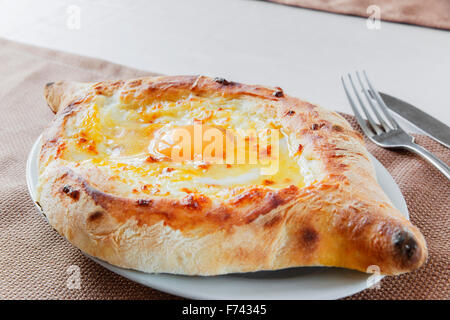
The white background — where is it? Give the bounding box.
[1,0,449,126]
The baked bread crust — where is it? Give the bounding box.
[38,76,427,275]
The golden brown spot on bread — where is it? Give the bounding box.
[182,194,208,210]
[302,227,318,244]
[61,185,80,201]
[87,211,103,222]
[264,214,282,229]
[214,77,231,85]
[65,100,83,111]
[245,192,285,223]
[311,123,325,130]
[86,144,97,153]
[137,199,153,206]
[332,125,344,132]
[128,80,142,87]
[145,155,161,163]
[393,229,421,268]
[110,80,124,87]
[296,144,303,156]
[50,92,86,115]
[331,153,345,158]
[286,110,295,116]
[206,206,232,223]
[56,142,66,158]
[273,88,284,98]
[232,188,265,205]
[299,227,319,250]
[263,179,275,186]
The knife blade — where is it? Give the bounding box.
[378,92,450,148]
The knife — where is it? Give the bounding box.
[378,92,450,148]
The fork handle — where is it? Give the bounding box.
[404,142,450,180]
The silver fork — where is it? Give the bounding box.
[341,71,450,180]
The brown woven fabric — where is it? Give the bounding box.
[341,115,450,300]
[0,38,448,300]
[268,0,450,30]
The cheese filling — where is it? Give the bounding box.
[51,92,310,199]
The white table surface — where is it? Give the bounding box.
[1,0,449,128]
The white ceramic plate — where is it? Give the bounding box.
[27,135,408,300]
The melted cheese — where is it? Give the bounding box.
[59,93,308,199]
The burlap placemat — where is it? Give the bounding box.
[0,38,448,300]
[268,0,450,30]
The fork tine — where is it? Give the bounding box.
[362,71,399,129]
[341,76,374,137]
[356,71,392,132]
[347,74,383,135]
